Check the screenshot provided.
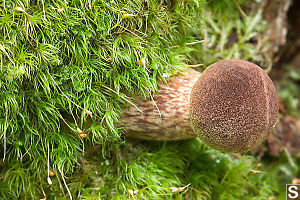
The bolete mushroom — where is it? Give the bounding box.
[121,59,279,152]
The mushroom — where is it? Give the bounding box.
[121,60,279,152]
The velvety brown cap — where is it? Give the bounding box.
[189,60,279,152]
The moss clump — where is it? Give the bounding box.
[0,0,280,199]
[62,139,277,199]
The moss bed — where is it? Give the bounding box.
[0,0,298,199]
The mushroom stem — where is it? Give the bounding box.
[120,69,201,140]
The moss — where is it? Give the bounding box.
[0,0,286,199]
[187,0,270,69]
[58,139,278,199]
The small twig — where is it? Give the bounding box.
[232,0,248,18]
[58,167,73,200]
[21,132,32,159]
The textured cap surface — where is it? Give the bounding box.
[189,60,279,152]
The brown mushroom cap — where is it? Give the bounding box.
[189,59,279,152]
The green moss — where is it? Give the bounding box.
[0,0,286,199]
[187,1,270,69]
[62,139,277,199]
